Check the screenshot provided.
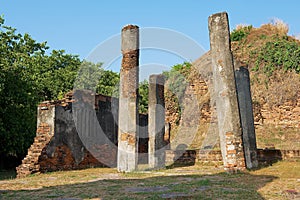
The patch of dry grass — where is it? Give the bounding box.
[0,161,299,199]
[251,69,300,107]
[270,18,289,36]
[256,125,300,150]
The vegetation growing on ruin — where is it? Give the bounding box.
[1,15,300,168]
[161,62,192,125]
[163,62,191,102]
[165,20,300,150]
[230,19,300,107]
[254,35,300,75]
[230,25,253,41]
[231,19,300,75]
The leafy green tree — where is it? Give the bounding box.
[74,61,120,97]
[38,50,81,100]
[0,16,81,166]
[96,69,119,97]
[0,18,46,159]
[74,61,104,92]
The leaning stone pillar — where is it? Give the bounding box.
[117,25,139,172]
[235,67,258,169]
[148,74,165,169]
[208,12,246,171]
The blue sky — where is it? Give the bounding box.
[1,1,300,74]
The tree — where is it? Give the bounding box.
[37,50,81,100]
[138,80,149,114]
[96,68,119,97]
[74,61,104,92]
[0,16,81,167]
[74,61,120,97]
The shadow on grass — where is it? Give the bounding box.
[256,148,283,169]
[0,170,16,181]
[166,161,196,170]
[0,171,277,200]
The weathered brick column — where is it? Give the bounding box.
[148,74,165,169]
[117,25,139,172]
[208,12,246,171]
[235,67,258,169]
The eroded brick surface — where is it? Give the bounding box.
[16,91,119,177]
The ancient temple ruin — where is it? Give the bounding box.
[16,12,300,178]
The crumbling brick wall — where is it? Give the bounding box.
[16,103,56,178]
[165,51,300,152]
[17,90,149,178]
[253,99,300,127]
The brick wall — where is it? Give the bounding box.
[16,122,53,178]
[165,69,300,135]
[17,91,118,177]
[254,99,300,128]
[17,90,149,178]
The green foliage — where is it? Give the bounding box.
[97,69,119,97]
[74,61,104,91]
[163,62,191,125]
[0,15,195,164]
[254,35,300,75]
[37,50,81,100]
[118,62,192,115]
[74,61,120,97]
[171,61,192,72]
[135,62,192,115]
[230,25,252,42]
[163,62,191,102]
[0,16,81,161]
[138,80,149,114]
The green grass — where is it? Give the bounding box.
[0,161,299,199]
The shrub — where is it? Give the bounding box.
[254,36,300,75]
[230,25,253,42]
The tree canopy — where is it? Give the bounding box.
[0,15,190,168]
[0,17,82,161]
[0,16,126,166]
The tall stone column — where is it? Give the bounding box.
[148,74,165,169]
[208,12,246,171]
[117,25,139,172]
[235,67,258,169]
